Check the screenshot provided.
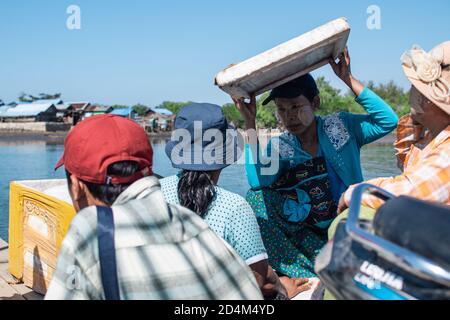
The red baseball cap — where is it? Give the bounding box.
[55,114,153,184]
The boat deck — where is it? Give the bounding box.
[0,238,43,300]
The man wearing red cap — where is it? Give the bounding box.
[45,114,263,300]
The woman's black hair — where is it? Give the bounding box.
[177,170,217,218]
[66,161,140,206]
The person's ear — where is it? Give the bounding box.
[69,175,92,211]
[69,174,85,201]
[274,110,284,129]
[312,96,320,111]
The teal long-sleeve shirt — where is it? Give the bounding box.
[245,87,399,190]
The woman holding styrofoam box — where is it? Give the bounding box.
[231,47,398,279]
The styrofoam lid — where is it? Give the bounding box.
[215,17,350,99]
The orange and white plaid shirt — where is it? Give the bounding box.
[344,115,450,209]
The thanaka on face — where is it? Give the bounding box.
[275,95,319,136]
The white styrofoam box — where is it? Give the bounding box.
[215,17,350,99]
[17,179,72,205]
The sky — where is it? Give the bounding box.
[1,0,449,107]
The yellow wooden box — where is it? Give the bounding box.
[8,179,76,295]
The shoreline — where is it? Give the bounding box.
[0,130,173,143]
[0,130,396,145]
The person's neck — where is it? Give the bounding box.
[89,198,109,208]
[421,106,450,140]
[428,118,450,140]
[209,170,221,185]
[295,120,318,147]
[75,196,109,212]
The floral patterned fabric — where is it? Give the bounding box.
[272,156,337,229]
[323,113,350,151]
[246,188,328,278]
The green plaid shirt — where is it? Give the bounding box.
[45,176,263,300]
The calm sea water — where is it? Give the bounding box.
[0,138,400,241]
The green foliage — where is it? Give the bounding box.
[221,92,279,129]
[157,101,192,115]
[220,77,410,129]
[222,103,244,127]
[12,77,409,127]
[367,80,410,116]
[111,104,129,109]
[132,103,149,116]
[255,92,278,128]
[316,76,362,115]
[317,76,410,116]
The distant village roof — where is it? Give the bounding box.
[55,105,71,111]
[110,108,134,117]
[7,101,22,107]
[151,108,173,116]
[0,106,10,114]
[84,105,112,112]
[0,103,56,117]
[67,102,90,111]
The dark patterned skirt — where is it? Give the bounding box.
[246,188,328,278]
